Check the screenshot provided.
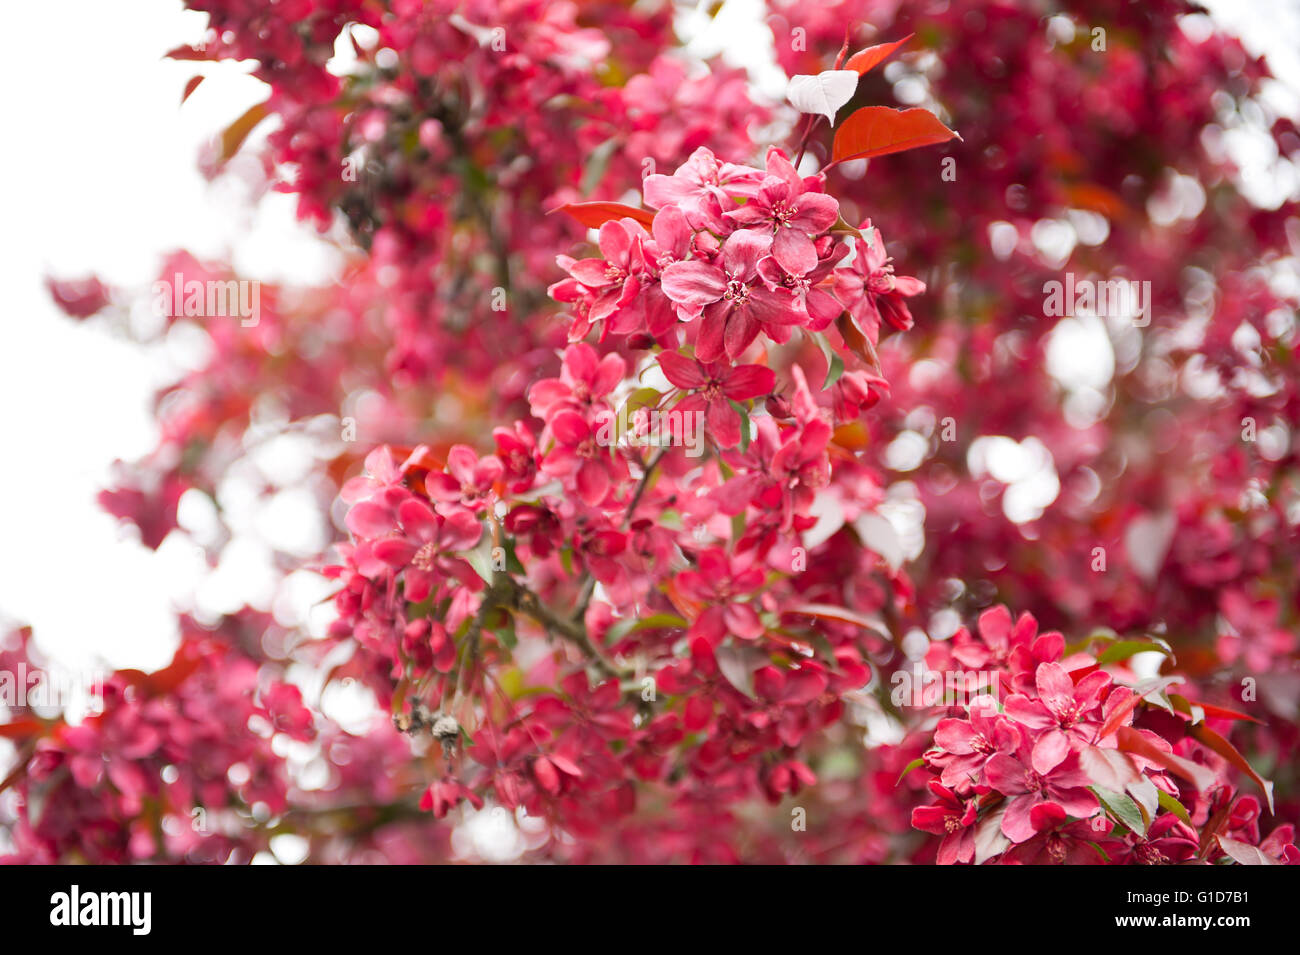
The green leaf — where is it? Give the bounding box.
[580,137,619,195]
[828,213,865,239]
[463,535,498,583]
[729,399,751,452]
[1085,841,1112,863]
[1157,789,1193,826]
[807,330,845,389]
[730,511,747,545]
[1097,638,1173,667]
[895,757,925,786]
[618,387,662,443]
[502,537,527,577]
[824,352,845,389]
[605,612,689,643]
[1093,786,1146,837]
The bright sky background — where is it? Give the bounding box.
[1,0,1298,679]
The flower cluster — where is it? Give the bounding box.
[911,607,1297,864]
[0,632,312,864]
[307,145,934,829]
[553,145,923,368]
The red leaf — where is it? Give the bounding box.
[549,202,656,229]
[164,44,217,61]
[832,106,959,163]
[788,603,887,634]
[1188,699,1262,724]
[1115,726,1217,792]
[1188,723,1274,813]
[0,717,45,741]
[182,76,205,105]
[217,101,270,165]
[1199,791,1235,858]
[835,311,880,372]
[844,34,913,76]
[1097,675,1183,740]
[120,641,208,698]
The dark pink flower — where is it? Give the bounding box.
[425,444,504,510]
[928,696,1022,790]
[556,219,643,336]
[341,445,413,505]
[725,147,839,275]
[657,352,773,448]
[493,422,538,492]
[985,742,1098,844]
[911,781,978,865]
[1004,662,1112,773]
[528,343,626,419]
[660,230,801,362]
[642,145,763,230]
[676,548,765,644]
[540,410,627,507]
[419,776,483,818]
[372,498,483,602]
[757,234,848,329]
[1000,809,1113,864]
[833,223,925,344]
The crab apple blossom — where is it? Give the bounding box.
[10,0,1298,869]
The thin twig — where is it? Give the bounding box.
[622,446,668,530]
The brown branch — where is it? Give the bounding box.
[509,581,626,679]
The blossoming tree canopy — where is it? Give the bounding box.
[13,0,1299,865]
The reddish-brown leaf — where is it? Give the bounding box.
[549,201,656,229]
[844,34,914,76]
[120,642,208,698]
[164,44,217,61]
[832,106,959,163]
[835,311,881,373]
[663,576,703,620]
[218,101,270,165]
[1097,675,1183,740]
[182,76,205,105]
[789,603,888,635]
[1060,182,1131,222]
[1188,723,1274,812]
[1198,790,1235,858]
[1115,726,1217,792]
[1188,699,1262,724]
[0,717,45,741]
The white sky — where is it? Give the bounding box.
[0,0,333,671]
